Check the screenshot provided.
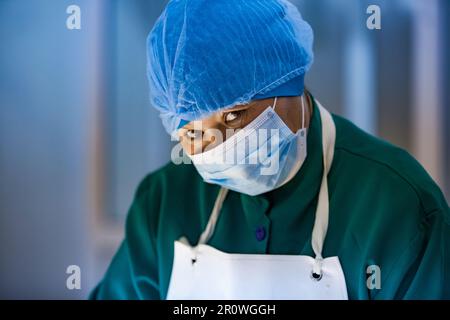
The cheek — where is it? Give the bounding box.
[242,107,266,126]
[280,108,300,132]
[178,139,190,155]
[180,138,201,156]
[203,127,226,146]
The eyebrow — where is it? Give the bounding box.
[222,102,256,112]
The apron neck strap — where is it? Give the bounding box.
[311,101,336,275]
[197,187,229,245]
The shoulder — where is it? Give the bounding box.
[134,161,201,200]
[331,113,448,216]
[123,162,203,223]
[125,161,203,232]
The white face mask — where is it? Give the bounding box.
[188,96,308,196]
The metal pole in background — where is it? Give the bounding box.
[411,0,445,189]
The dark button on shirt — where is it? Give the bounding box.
[255,226,266,241]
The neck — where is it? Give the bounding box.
[302,92,313,130]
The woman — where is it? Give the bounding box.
[90,0,449,299]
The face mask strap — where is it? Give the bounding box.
[272,97,278,111]
[272,95,306,130]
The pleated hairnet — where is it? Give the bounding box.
[146,0,314,137]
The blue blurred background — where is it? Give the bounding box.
[0,0,448,299]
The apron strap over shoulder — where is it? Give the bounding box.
[311,101,336,276]
[197,187,229,246]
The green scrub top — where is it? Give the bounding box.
[89,95,450,300]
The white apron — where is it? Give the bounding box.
[166,101,348,300]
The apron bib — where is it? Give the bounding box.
[166,101,348,300]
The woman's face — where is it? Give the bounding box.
[178,96,311,155]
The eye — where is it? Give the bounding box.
[225,112,238,122]
[223,110,246,127]
[185,129,202,140]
